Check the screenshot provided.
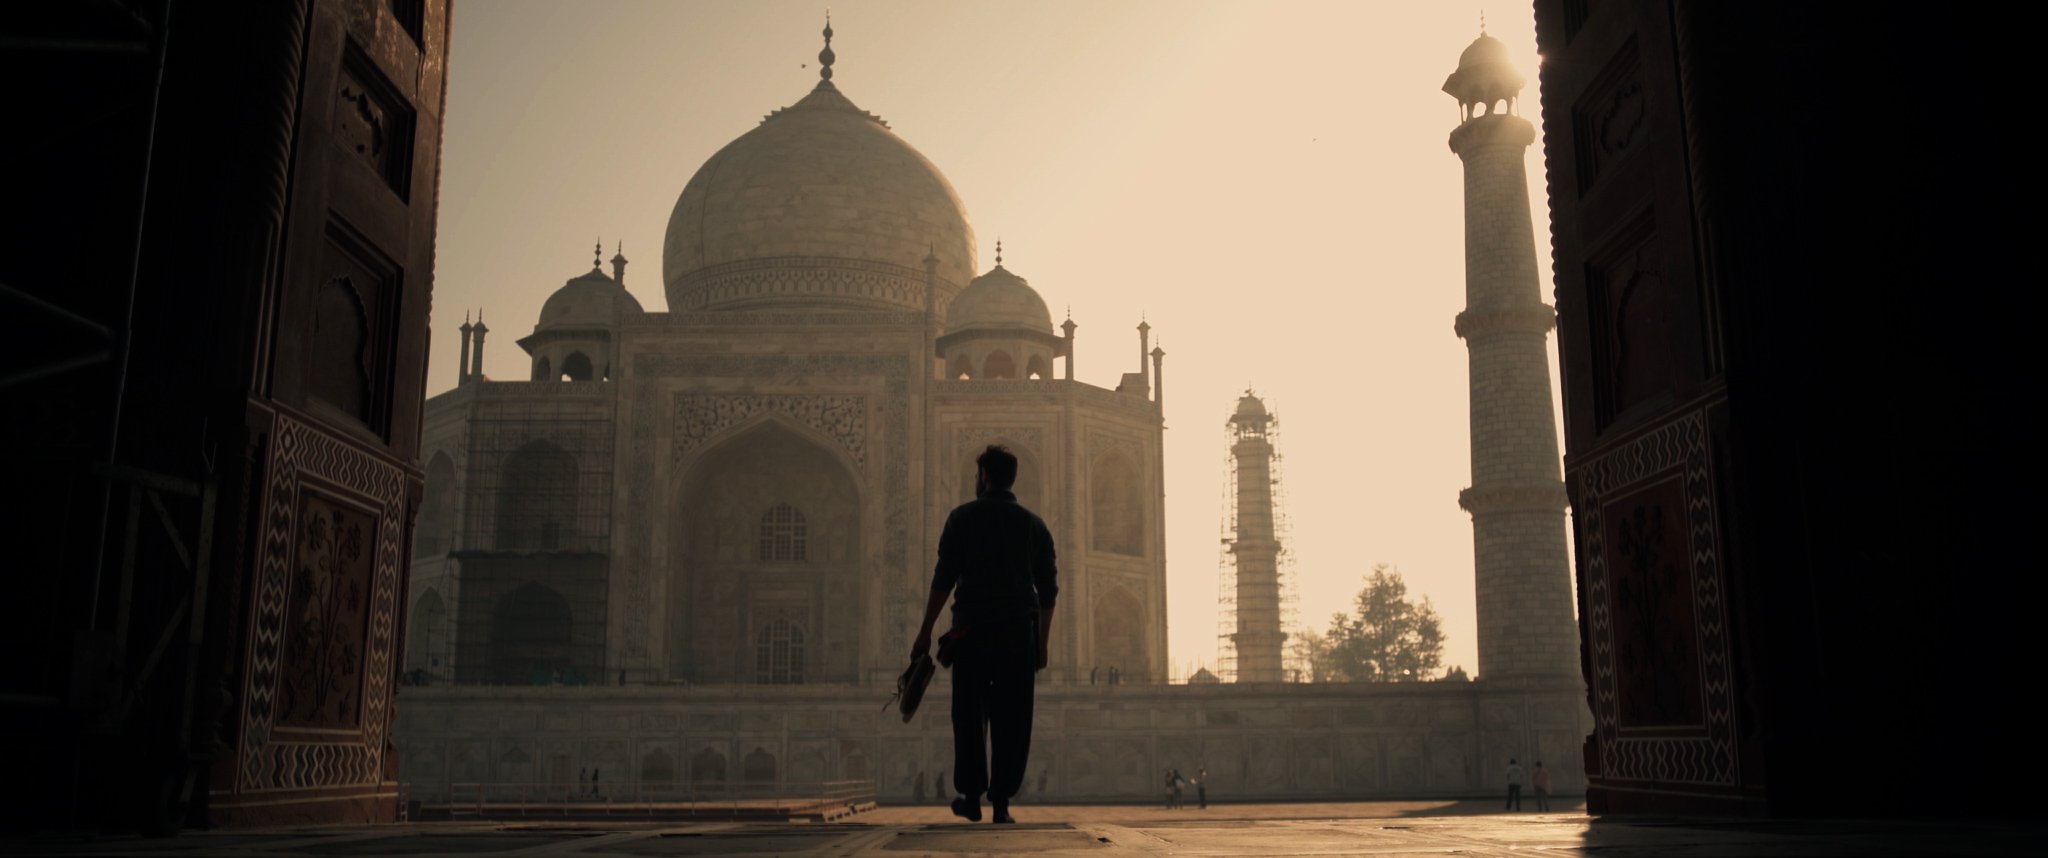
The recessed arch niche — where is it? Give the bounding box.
[672,418,862,684]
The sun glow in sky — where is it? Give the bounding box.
[430,0,1560,678]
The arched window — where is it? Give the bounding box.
[495,441,578,550]
[983,350,1017,380]
[531,356,551,381]
[559,351,594,381]
[1090,452,1144,555]
[490,582,572,685]
[1026,354,1051,380]
[947,353,973,380]
[755,618,805,684]
[758,502,807,562]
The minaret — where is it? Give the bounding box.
[1137,318,1152,394]
[458,311,474,385]
[610,242,628,284]
[1444,30,1578,680]
[1227,391,1285,682]
[469,309,489,383]
[1060,310,1076,381]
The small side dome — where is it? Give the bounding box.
[537,268,643,331]
[1442,32,1526,110]
[945,264,1053,336]
[1231,391,1271,425]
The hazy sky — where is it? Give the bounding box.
[431,0,1560,678]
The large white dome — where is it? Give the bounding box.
[662,79,977,312]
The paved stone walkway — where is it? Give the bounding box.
[7,801,2040,856]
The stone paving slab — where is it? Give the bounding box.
[6,803,2043,857]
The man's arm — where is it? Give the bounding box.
[1036,603,1054,671]
[915,510,961,657]
[1034,519,1058,670]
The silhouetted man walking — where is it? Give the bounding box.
[913,445,1057,825]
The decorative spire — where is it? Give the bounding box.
[1480,9,1487,34]
[818,11,835,83]
[610,241,629,284]
[593,239,602,269]
[995,237,1003,267]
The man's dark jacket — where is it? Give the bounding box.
[931,489,1058,626]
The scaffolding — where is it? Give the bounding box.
[1214,391,1302,683]
[445,385,619,684]
[458,387,617,554]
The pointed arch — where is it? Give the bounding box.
[1026,354,1051,380]
[672,417,863,684]
[1090,451,1143,555]
[531,355,552,381]
[1093,586,1147,682]
[743,747,777,783]
[983,350,1017,380]
[310,277,370,419]
[416,452,456,557]
[559,351,594,381]
[496,440,578,550]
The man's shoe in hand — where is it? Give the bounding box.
[950,795,982,822]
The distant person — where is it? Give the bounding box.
[1532,761,1552,812]
[591,767,602,798]
[1504,758,1524,811]
[912,446,1058,826]
[1109,666,1121,686]
[1090,666,1098,685]
[935,772,945,801]
[914,770,927,803]
[1196,766,1208,809]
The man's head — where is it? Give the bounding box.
[1509,758,1518,765]
[976,444,1018,495]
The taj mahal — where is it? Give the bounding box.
[394,23,1587,804]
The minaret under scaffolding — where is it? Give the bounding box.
[1217,389,1294,683]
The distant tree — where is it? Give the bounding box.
[1441,665,1470,682]
[1310,564,1446,682]
[1288,627,1339,683]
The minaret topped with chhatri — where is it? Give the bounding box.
[1444,28,1579,681]
[1225,390,1286,683]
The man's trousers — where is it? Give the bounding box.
[950,616,1038,803]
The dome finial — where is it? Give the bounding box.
[1480,9,1487,34]
[995,236,1003,267]
[819,10,835,82]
